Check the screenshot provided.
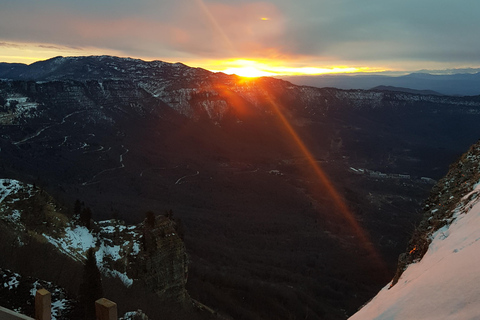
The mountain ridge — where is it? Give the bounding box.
[370,85,443,96]
[279,71,480,96]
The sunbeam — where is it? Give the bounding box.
[256,84,388,274]
[192,0,237,55]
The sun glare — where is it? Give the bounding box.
[208,59,377,78]
[222,66,275,78]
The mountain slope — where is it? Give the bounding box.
[350,141,480,319]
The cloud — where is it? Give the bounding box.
[0,0,479,69]
[0,1,288,60]
[0,42,23,48]
[278,0,480,65]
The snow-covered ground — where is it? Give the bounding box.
[349,184,480,320]
[43,220,141,288]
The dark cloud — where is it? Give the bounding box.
[0,42,23,48]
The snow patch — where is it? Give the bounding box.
[2,271,20,290]
[3,209,22,224]
[100,267,134,287]
[0,179,25,204]
[43,226,96,261]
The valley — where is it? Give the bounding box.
[1,56,480,319]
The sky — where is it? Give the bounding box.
[1,0,480,76]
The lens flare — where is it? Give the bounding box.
[253,83,387,273]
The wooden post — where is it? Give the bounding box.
[35,289,51,320]
[95,298,117,320]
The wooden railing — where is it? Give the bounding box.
[0,306,34,320]
[0,289,117,320]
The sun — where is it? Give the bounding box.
[206,59,375,78]
[214,59,277,78]
[222,66,275,78]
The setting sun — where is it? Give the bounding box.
[206,59,379,78]
[222,66,275,78]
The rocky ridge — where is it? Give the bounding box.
[390,139,480,286]
[2,56,480,123]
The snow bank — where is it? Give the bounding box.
[349,185,480,320]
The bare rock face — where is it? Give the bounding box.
[137,215,188,303]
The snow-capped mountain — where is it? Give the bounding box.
[350,141,480,319]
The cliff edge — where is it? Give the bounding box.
[350,140,480,319]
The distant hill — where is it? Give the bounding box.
[371,85,443,96]
[279,72,480,96]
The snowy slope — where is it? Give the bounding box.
[350,183,480,320]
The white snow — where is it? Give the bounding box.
[30,281,41,296]
[43,225,137,287]
[43,226,96,261]
[39,217,141,289]
[61,226,96,253]
[131,241,140,255]
[50,299,68,320]
[100,225,116,233]
[0,179,24,204]
[100,268,134,287]
[3,209,21,224]
[2,271,20,289]
[29,281,71,320]
[96,243,122,262]
[349,184,480,320]
[121,310,148,320]
[5,96,39,115]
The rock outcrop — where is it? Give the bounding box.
[137,215,188,303]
